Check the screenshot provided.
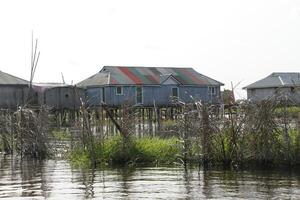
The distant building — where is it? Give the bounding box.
[0,71,29,109]
[33,83,85,110]
[243,72,300,104]
[77,66,224,107]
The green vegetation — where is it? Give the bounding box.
[69,136,180,167]
[210,128,300,167]
[69,103,300,169]
[134,137,180,164]
[69,128,300,168]
[275,106,300,118]
[0,139,3,152]
[0,101,299,169]
[52,129,71,141]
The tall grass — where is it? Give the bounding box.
[135,137,179,164]
[0,107,52,159]
[69,136,180,166]
[1,98,299,169]
[69,101,300,169]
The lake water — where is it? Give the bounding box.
[0,155,300,199]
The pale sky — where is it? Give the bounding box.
[1,0,300,99]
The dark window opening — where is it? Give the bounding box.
[102,88,105,102]
[291,87,295,93]
[116,86,123,95]
[172,87,179,98]
[208,86,216,95]
[136,86,143,104]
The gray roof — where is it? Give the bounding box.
[243,72,300,89]
[76,73,109,87]
[77,66,224,87]
[0,70,29,85]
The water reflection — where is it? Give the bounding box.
[0,154,300,199]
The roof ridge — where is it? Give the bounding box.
[271,72,300,76]
[103,66,193,69]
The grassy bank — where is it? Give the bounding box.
[0,101,299,169]
[69,127,300,168]
[69,136,180,167]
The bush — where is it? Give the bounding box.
[275,106,300,118]
[135,137,180,165]
[102,135,138,165]
[69,136,180,166]
[0,139,3,152]
[68,148,91,167]
[52,130,71,141]
[289,129,300,164]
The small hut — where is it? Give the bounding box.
[33,83,85,110]
[0,71,29,109]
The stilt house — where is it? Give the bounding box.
[77,66,223,107]
[33,83,85,110]
[243,72,300,104]
[0,71,29,109]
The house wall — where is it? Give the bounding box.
[0,86,28,109]
[289,88,300,104]
[179,86,220,103]
[85,85,221,107]
[85,87,102,107]
[247,88,276,102]
[105,86,136,106]
[247,87,300,104]
[44,87,85,110]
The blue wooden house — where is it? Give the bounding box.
[77,66,223,107]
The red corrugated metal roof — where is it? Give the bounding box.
[77,66,223,87]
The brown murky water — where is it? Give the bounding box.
[0,155,300,199]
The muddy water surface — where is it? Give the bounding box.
[0,155,300,199]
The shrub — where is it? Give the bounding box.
[102,135,138,165]
[68,148,91,167]
[69,136,180,166]
[135,137,180,165]
[52,129,71,141]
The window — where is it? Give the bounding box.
[136,86,143,104]
[116,86,123,95]
[101,88,105,102]
[208,86,216,95]
[291,87,295,93]
[172,87,179,98]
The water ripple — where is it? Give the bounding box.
[0,156,299,199]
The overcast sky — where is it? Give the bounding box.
[1,0,300,99]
